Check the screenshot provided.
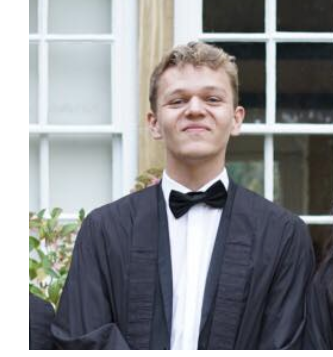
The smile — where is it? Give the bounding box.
[183,125,210,133]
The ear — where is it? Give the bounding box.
[231,106,245,136]
[147,111,163,140]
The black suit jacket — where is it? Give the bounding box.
[51,181,314,349]
[303,248,333,349]
[29,293,55,350]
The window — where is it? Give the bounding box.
[174,0,333,236]
[29,0,138,219]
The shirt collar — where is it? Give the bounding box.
[161,168,229,203]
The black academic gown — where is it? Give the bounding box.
[303,248,333,349]
[29,293,55,350]
[51,180,315,349]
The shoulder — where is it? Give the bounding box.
[75,185,159,246]
[88,184,159,224]
[234,183,304,228]
[232,183,313,254]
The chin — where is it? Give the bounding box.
[178,148,217,162]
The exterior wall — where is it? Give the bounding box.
[138,0,174,173]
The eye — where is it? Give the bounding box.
[169,98,186,106]
[206,96,221,104]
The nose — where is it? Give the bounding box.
[184,97,205,118]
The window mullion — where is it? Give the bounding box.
[45,34,115,42]
[38,0,50,210]
[264,0,277,201]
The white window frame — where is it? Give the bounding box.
[29,0,138,220]
[174,0,333,225]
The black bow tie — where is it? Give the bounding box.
[169,180,228,219]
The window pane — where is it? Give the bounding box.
[29,0,38,33]
[227,136,264,196]
[49,43,111,125]
[29,137,40,212]
[277,0,333,32]
[203,0,264,33]
[49,0,112,34]
[277,43,333,124]
[49,135,113,213]
[274,135,333,215]
[30,44,38,124]
[213,43,266,123]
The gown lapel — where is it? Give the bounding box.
[157,185,173,337]
[126,186,159,349]
[199,180,238,334]
[205,182,253,349]
[126,184,173,349]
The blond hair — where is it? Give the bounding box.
[149,42,239,112]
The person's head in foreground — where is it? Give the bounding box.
[147,41,245,188]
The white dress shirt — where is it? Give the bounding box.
[161,168,229,350]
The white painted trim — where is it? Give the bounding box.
[263,0,276,203]
[264,135,274,201]
[112,0,138,197]
[274,32,333,43]
[174,0,202,45]
[200,33,269,42]
[38,0,50,210]
[29,34,40,42]
[44,34,115,42]
[301,216,333,225]
[29,124,122,134]
[240,124,333,135]
[265,0,276,34]
[199,33,333,43]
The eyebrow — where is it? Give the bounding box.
[164,86,228,98]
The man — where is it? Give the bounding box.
[51,42,314,349]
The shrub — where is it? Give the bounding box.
[29,208,85,308]
[132,167,163,192]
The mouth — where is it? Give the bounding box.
[182,125,210,133]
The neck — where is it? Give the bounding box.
[166,156,225,191]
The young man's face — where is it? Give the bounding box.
[148,64,245,167]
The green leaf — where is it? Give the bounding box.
[29,268,37,280]
[29,236,40,252]
[47,217,58,233]
[42,255,52,270]
[29,284,46,300]
[79,208,85,222]
[29,220,41,229]
[39,225,47,239]
[51,207,62,219]
[60,223,77,236]
[48,280,63,305]
[29,258,41,280]
[37,249,45,261]
[37,209,46,219]
[29,258,40,270]
[45,267,60,279]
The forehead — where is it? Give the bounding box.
[158,64,232,97]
